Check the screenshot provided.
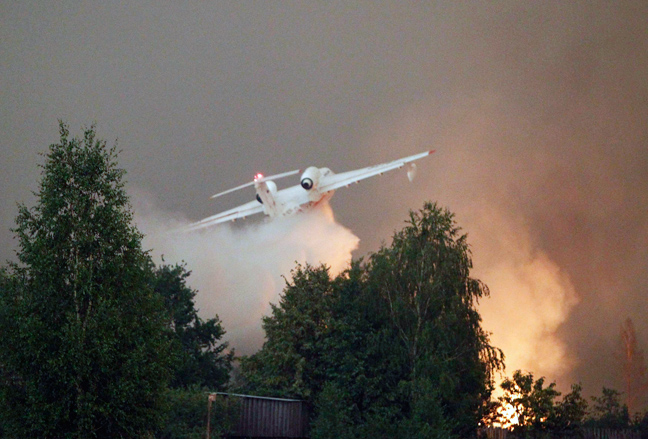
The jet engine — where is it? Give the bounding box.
[300,167,321,190]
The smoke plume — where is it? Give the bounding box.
[4,1,645,403]
[463,203,578,381]
[362,1,648,397]
[132,191,359,355]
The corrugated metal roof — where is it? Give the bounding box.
[211,392,303,402]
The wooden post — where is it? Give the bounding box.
[206,393,216,439]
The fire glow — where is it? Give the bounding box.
[493,402,521,429]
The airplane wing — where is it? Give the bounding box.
[183,200,264,232]
[318,150,434,193]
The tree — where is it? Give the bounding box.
[587,387,631,429]
[495,371,588,438]
[0,123,175,438]
[633,410,648,439]
[158,385,239,439]
[150,261,233,390]
[497,370,561,437]
[310,382,356,439]
[555,383,588,434]
[365,202,504,436]
[621,318,648,415]
[240,202,503,438]
[239,263,339,399]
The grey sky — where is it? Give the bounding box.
[2,1,647,402]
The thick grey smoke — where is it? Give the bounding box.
[471,3,648,397]
[463,203,579,382]
[365,1,648,398]
[2,0,647,406]
[132,191,359,354]
[335,104,584,388]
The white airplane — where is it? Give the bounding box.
[184,150,434,231]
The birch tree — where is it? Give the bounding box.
[367,202,504,436]
[0,123,174,438]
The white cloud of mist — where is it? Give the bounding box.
[132,191,359,355]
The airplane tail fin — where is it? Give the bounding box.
[210,169,301,199]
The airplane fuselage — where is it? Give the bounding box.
[255,169,335,219]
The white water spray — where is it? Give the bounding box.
[132,192,359,354]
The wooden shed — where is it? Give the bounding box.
[211,393,309,439]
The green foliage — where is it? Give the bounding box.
[160,387,208,439]
[586,387,631,429]
[498,370,562,437]
[239,263,337,399]
[555,383,588,433]
[240,202,503,437]
[158,386,239,439]
[150,262,233,390]
[366,202,504,437]
[633,410,648,439]
[398,378,455,439]
[311,382,356,439]
[0,123,175,438]
[495,371,588,438]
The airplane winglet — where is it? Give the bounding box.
[407,163,417,182]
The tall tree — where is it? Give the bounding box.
[240,202,503,438]
[366,202,504,436]
[621,318,648,415]
[150,261,233,390]
[0,123,174,438]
